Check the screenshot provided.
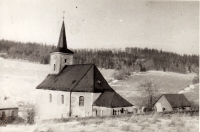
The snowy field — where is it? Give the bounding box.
[0,59,50,103]
[109,70,198,104]
[0,59,114,104]
[110,70,196,93]
[0,58,198,105]
[0,114,198,132]
[0,58,199,132]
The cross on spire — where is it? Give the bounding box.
[63,11,65,21]
[50,15,74,54]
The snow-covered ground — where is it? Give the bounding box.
[0,59,115,104]
[0,58,198,105]
[111,70,195,93]
[0,114,198,132]
[0,59,50,104]
[178,84,198,94]
[0,59,199,132]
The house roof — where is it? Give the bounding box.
[36,64,114,92]
[93,91,133,108]
[156,94,191,108]
[51,21,74,54]
[0,96,18,110]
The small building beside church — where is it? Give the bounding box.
[35,21,133,121]
[154,94,191,112]
[0,96,18,120]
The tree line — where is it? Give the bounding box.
[0,39,199,74]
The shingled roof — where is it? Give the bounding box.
[36,64,114,92]
[156,94,191,108]
[51,21,74,54]
[93,91,133,108]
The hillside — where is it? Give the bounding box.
[109,71,198,105]
[183,84,199,103]
[0,58,114,103]
[0,58,198,105]
[0,39,199,74]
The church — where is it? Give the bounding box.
[35,21,133,120]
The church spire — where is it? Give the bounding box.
[50,19,74,74]
[51,20,74,54]
[58,21,67,49]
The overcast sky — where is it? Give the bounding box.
[0,0,199,55]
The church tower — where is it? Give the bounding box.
[50,21,74,74]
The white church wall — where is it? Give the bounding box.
[91,93,102,103]
[35,90,70,121]
[71,92,101,117]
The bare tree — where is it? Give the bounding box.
[137,80,159,109]
[191,66,199,84]
[20,103,36,124]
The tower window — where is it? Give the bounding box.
[65,59,67,63]
[79,96,84,106]
[61,95,64,104]
[49,94,52,102]
[54,64,56,71]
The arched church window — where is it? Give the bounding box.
[79,96,84,106]
[61,95,64,104]
[49,94,52,102]
[54,64,56,71]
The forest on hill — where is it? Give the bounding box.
[0,39,199,74]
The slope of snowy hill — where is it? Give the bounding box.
[0,59,50,103]
[0,58,198,105]
[109,70,198,104]
[0,59,114,104]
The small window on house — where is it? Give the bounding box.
[79,96,84,106]
[65,59,67,63]
[49,94,52,102]
[54,64,56,71]
[61,95,64,104]
[163,108,165,111]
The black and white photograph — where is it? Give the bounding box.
[0,0,199,131]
